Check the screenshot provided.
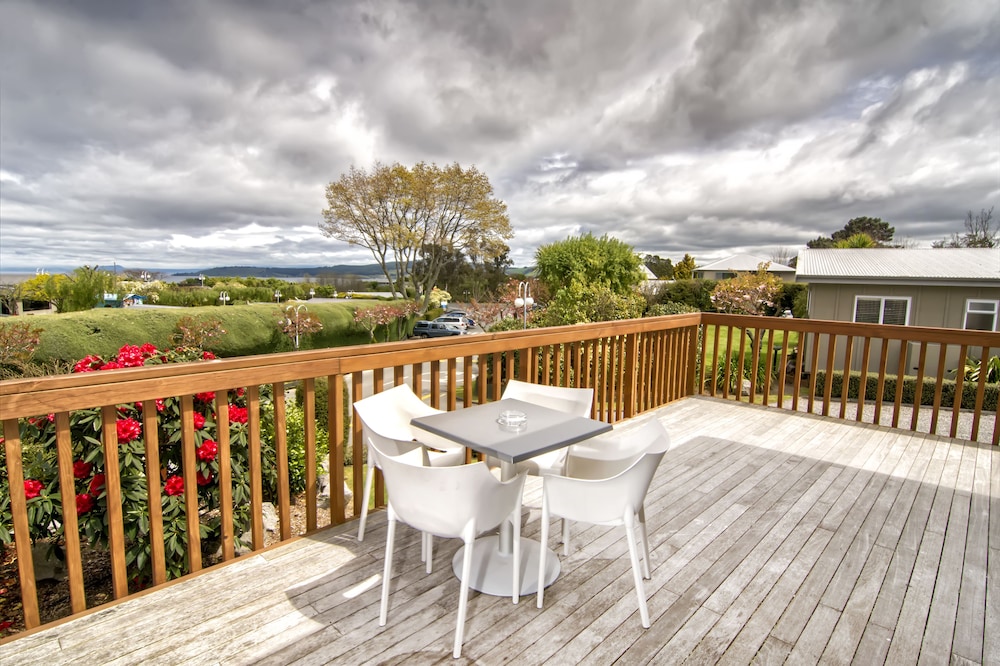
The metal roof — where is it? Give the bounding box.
[695,254,795,273]
[795,248,1000,284]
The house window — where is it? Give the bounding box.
[964,300,999,331]
[854,296,910,325]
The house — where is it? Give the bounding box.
[692,254,796,281]
[795,247,1000,375]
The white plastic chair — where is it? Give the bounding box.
[376,446,527,659]
[536,418,672,628]
[353,384,466,541]
[489,379,594,476]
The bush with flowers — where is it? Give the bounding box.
[0,342,327,586]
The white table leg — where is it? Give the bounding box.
[453,458,559,596]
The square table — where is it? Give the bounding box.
[411,398,612,596]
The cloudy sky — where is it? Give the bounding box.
[1,0,998,274]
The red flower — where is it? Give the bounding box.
[116,418,142,443]
[137,398,166,413]
[100,361,124,370]
[196,470,213,486]
[24,479,43,499]
[195,391,216,403]
[196,440,218,462]
[73,461,93,479]
[229,406,249,424]
[236,387,245,397]
[193,413,206,430]
[140,343,158,355]
[75,493,95,516]
[73,355,104,373]
[115,345,148,367]
[202,351,217,360]
[0,620,12,631]
[89,473,106,496]
[164,476,184,497]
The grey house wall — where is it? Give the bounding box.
[805,283,1000,376]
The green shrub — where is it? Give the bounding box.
[295,376,353,466]
[713,349,771,392]
[3,302,375,367]
[813,370,999,411]
[646,301,700,316]
[653,279,717,311]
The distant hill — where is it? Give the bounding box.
[171,264,388,279]
[171,264,536,279]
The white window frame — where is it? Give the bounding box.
[964,299,999,331]
[853,295,911,325]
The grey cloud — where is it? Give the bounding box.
[1,0,997,272]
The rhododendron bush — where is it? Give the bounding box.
[0,343,323,586]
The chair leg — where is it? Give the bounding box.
[512,514,520,605]
[537,501,549,609]
[638,506,651,579]
[379,517,396,626]
[454,536,475,658]
[424,533,434,574]
[562,518,570,557]
[624,515,650,628]
[357,463,376,541]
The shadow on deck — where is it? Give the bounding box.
[1,396,995,664]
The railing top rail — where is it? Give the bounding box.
[701,312,1000,346]
[0,314,701,420]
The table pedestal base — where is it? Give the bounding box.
[452,535,560,597]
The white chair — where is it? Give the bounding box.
[491,379,594,476]
[376,445,527,659]
[353,384,466,541]
[536,418,672,628]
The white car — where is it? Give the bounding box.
[433,315,468,331]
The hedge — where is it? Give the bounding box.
[813,370,998,412]
[8,300,397,366]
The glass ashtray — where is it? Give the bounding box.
[496,409,527,429]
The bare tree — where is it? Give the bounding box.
[932,207,997,248]
[770,247,795,266]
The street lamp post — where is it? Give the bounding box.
[514,281,533,329]
[274,289,281,303]
[198,274,205,287]
[309,288,315,299]
[219,290,230,306]
[285,304,307,349]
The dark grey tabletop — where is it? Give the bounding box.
[410,398,612,464]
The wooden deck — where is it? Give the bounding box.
[1,396,996,665]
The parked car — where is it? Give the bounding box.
[434,315,469,330]
[412,320,463,338]
[442,311,477,328]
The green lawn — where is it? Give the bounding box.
[702,324,800,362]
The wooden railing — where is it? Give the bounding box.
[1,312,996,636]
[698,314,999,444]
[0,314,699,633]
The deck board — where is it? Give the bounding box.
[0,395,994,665]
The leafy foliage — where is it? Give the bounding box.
[963,355,1000,383]
[3,344,330,585]
[643,254,674,279]
[710,263,784,316]
[538,283,645,326]
[808,216,895,248]
[534,233,644,297]
[653,279,717,311]
[673,254,697,280]
[321,161,512,312]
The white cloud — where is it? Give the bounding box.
[0,0,996,273]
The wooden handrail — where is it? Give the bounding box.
[1,311,996,637]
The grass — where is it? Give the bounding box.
[702,324,800,363]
